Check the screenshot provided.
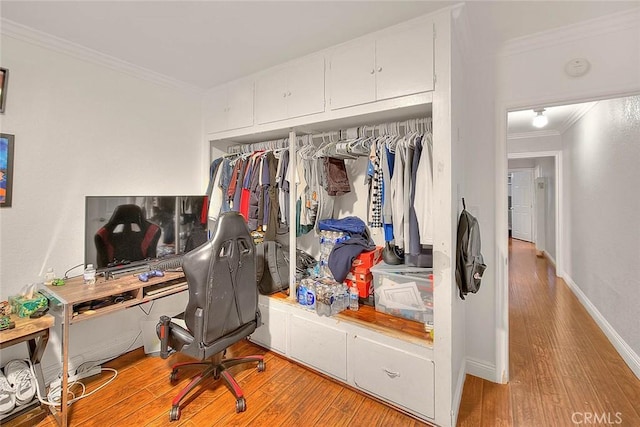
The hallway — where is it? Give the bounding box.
[457,239,640,426]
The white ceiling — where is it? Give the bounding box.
[507,102,598,139]
[1,1,638,89]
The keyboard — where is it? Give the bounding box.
[150,255,184,271]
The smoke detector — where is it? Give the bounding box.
[564,58,590,78]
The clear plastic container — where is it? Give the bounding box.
[83,264,96,285]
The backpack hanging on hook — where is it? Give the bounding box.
[455,198,487,300]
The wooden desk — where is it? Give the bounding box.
[0,314,54,424]
[41,272,187,427]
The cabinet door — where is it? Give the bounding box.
[352,335,435,419]
[286,55,325,119]
[375,22,434,101]
[250,302,287,354]
[329,39,376,110]
[203,86,228,134]
[289,315,347,380]
[226,79,254,130]
[255,66,288,124]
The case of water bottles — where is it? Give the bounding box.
[317,231,350,279]
[297,277,350,316]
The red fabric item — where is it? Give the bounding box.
[240,188,250,220]
[201,195,209,224]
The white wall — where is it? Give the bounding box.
[507,158,535,169]
[458,26,500,381]
[536,157,555,261]
[0,35,203,374]
[492,9,640,381]
[562,95,640,358]
[508,134,562,154]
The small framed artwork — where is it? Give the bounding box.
[1,133,15,207]
[0,68,7,114]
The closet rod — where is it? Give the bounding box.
[227,137,289,155]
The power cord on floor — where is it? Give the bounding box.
[21,358,119,408]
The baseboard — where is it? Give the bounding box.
[563,275,640,379]
[451,359,467,427]
[42,331,143,385]
[544,251,556,268]
[465,357,497,382]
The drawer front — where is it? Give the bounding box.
[352,335,434,418]
[250,302,287,353]
[290,315,347,380]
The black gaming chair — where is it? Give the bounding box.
[157,211,264,422]
[94,204,162,268]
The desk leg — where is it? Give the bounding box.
[27,329,49,405]
[60,303,70,427]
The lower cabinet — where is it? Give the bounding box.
[252,297,435,423]
[351,334,435,419]
[289,314,347,381]
[250,301,287,354]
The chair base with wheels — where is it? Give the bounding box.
[166,350,265,421]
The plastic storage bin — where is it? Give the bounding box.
[370,263,433,329]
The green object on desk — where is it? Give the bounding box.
[8,292,48,318]
[0,315,16,330]
[51,278,65,286]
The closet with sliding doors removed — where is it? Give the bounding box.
[202,5,466,427]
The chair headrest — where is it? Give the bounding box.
[209,212,251,244]
[107,204,147,227]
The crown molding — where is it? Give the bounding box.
[500,7,640,57]
[507,129,560,140]
[557,102,598,134]
[1,18,203,95]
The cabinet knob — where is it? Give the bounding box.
[283,92,287,98]
[287,91,291,97]
[377,67,383,72]
[370,69,375,75]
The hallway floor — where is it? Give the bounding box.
[457,239,640,426]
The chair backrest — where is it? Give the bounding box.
[94,204,162,267]
[182,211,257,346]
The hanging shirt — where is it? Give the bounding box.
[415,132,434,245]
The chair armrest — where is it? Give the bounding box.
[158,316,172,359]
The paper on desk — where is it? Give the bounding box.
[378,278,426,311]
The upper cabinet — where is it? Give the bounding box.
[203,78,254,134]
[329,21,434,110]
[255,55,325,124]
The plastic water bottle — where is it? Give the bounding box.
[44,268,56,285]
[349,284,359,311]
[83,264,96,285]
[306,281,316,310]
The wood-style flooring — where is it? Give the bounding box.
[6,239,639,426]
[458,239,640,426]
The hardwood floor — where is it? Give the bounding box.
[458,239,640,426]
[6,238,639,426]
[6,331,429,427]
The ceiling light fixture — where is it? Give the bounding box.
[532,108,548,128]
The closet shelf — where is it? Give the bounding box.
[268,293,433,347]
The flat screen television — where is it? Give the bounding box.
[85,195,207,270]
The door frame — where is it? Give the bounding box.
[508,151,563,272]
[507,166,536,244]
[495,90,638,385]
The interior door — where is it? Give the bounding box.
[511,169,533,242]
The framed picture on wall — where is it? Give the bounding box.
[0,68,7,114]
[1,133,15,207]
